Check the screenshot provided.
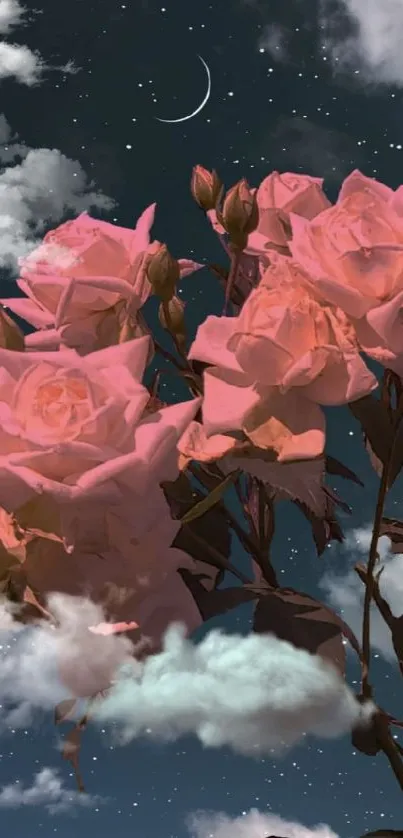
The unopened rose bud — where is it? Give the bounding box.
[0,306,24,351]
[158,295,187,351]
[146,243,179,302]
[190,165,223,211]
[219,179,259,251]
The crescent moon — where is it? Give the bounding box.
[155,55,211,124]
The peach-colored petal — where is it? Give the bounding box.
[24,329,61,350]
[188,315,244,372]
[202,367,261,436]
[337,169,394,204]
[178,420,237,467]
[0,297,54,328]
[302,352,378,405]
[131,202,156,254]
[178,258,203,278]
[363,289,403,356]
[241,388,326,462]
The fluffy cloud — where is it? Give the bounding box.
[0,0,79,85]
[93,622,373,755]
[318,0,403,87]
[0,115,115,275]
[254,0,403,89]
[0,591,373,755]
[320,526,403,663]
[188,808,339,838]
[0,594,133,728]
[0,766,103,813]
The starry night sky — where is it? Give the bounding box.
[1,1,403,836]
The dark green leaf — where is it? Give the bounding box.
[325,455,364,487]
[179,470,240,525]
[253,587,362,674]
[349,395,392,468]
[177,569,258,621]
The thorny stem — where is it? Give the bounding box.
[223,247,241,315]
[188,462,277,587]
[361,407,403,699]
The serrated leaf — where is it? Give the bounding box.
[179,469,240,525]
[349,395,392,468]
[177,569,258,621]
[162,472,231,585]
[379,517,403,553]
[253,587,362,674]
[325,455,364,487]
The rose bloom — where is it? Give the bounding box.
[0,336,208,662]
[1,205,201,355]
[288,168,403,372]
[206,170,332,310]
[186,254,377,462]
[208,169,332,261]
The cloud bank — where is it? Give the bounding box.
[188,808,339,838]
[0,766,103,814]
[0,115,115,275]
[0,593,373,755]
[93,622,373,755]
[0,0,79,85]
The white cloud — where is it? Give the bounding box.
[0,593,133,727]
[0,766,103,814]
[0,0,80,85]
[93,622,374,755]
[0,115,115,275]
[318,0,403,87]
[188,808,339,838]
[0,0,25,34]
[320,525,403,663]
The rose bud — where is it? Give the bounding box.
[0,306,24,351]
[220,178,259,250]
[190,165,223,211]
[146,243,180,302]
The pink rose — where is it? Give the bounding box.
[188,319,327,462]
[245,169,332,258]
[0,336,201,552]
[189,253,376,410]
[206,171,332,310]
[288,168,403,369]
[1,205,202,355]
[208,170,331,258]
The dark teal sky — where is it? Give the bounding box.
[0,1,402,837]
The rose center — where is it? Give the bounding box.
[32,377,90,431]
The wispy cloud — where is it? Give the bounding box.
[319,0,403,88]
[255,115,367,184]
[257,23,290,63]
[187,807,339,838]
[93,622,373,755]
[250,0,403,89]
[0,0,80,85]
[0,114,115,276]
[320,526,403,663]
[0,766,104,814]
